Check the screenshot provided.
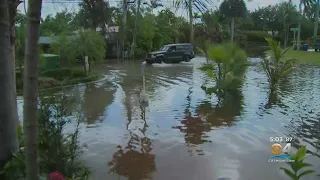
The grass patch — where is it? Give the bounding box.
[284,50,320,65]
[263,50,320,65]
[16,68,102,95]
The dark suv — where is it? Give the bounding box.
[145,43,195,64]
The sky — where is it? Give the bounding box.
[17,0,302,19]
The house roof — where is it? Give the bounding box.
[39,36,58,44]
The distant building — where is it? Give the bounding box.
[96,24,120,58]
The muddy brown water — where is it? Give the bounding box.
[18,57,320,180]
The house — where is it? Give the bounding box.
[39,36,58,53]
[96,24,120,58]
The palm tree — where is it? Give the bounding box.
[297,0,315,50]
[219,0,247,43]
[23,0,42,179]
[313,0,319,45]
[0,0,19,168]
[174,0,211,44]
[261,37,297,91]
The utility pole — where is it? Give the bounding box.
[130,0,141,60]
[122,0,128,60]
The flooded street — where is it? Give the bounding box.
[19,57,320,180]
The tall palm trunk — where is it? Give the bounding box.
[0,0,19,168]
[231,17,235,43]
[314,0,319,45]
[122,0,128,60]
[130,0,141,60]
[23,0,42,179]
[188,0,194,44]
[297,2,303,50]
[9,0,22,127]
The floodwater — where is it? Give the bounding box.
[18,57,320,180]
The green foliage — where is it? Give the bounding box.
[280,146,318,180]
[41,68,72,81]
[71,69,86,78]
[40,9,77,36]
[200,43,248,95]
[67,29,106,65]
[0,96,90,180]
[219,0,247,18]
[261,37,297,90]
[242,31,272,43]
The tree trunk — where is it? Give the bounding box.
[0,0,19,168]
[297,2,302,50]
[23,0,42,179]
[188,0,194,44]
[130,0,141,60]
[9,0,22,128]
[231,17,235,43]
[122,0,128,60]
[314,0,319,45]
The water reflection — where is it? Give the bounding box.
[83,82,117,124]
[173,86,244,155]
[108,96,155,180]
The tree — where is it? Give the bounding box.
[23,0,42,179]
[314,0,319,44]
[0,0,19,168]
[296,0,315,50]
[59,29,106,75]
[40,10,76,36]
[9,0,23,117]
[174,0,211,44]
[219,0,247,43]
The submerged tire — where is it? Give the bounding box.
[184,55,191,62]
[156,57,164,63]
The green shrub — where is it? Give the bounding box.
[242,31,272,42]
[62,75,100,86]
[41,68,72,80]
[71,69,86,78]
[0,95,90,179]
[38,77,60,89]
[199,43,248,95]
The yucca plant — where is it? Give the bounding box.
[262,37,297,91]
[199,43,248,95]
[280,146,318,180]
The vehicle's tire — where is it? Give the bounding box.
[184,55,191,62]
[156,57,164,63]
[146,60,153,65]
[315,49,318,52]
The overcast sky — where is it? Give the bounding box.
[17,0,301,19]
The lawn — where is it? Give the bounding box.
[284,50,320,65]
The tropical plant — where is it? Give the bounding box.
[199,43,248,95]
[173,0,211,44]
[219,0,247,43]
[261,37,297,91]
[280,146,319,180]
